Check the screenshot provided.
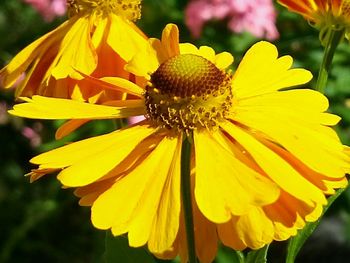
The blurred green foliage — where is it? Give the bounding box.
[0,0,350,262]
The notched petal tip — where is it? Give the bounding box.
[215,51,234,70]
[250,40,278,53]
[25,167,58,183]
[162,23,180,58]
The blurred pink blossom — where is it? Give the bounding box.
[0,102,9,125]
[24,0,66,22]
[128,115,146,125]
[185,0,279,40]
[22,123,43,147]
[0,100,42,147]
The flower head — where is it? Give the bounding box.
[278,0,350,42]
[185,0,279,40]
[0,0,147,104]
[67,0,141,19]
[10,24,349,262]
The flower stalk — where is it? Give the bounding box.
[181,134,197,263]
[316,28,344,93]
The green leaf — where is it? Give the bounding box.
[104,232,156,263]
[246,245,269,263]
[286,188,346,263]
[216,247,245,263]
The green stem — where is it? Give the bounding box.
[181,135,197,263]
[315,29,344,93]
[236,251,246,263]
[113,119,126,129]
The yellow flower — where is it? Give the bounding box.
[0,0,148,103]
[10,24,349,262]
[278,0,350,42]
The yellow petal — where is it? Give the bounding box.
[32,124,153,168]
[236,208,274,249]
[161,23,180,58]
[148,136,182,254]
[12,56,40,97]
[148,38,169,65]
[194,129,279,223]
[91,16,108,47]
[236,89,330,113]
[198,46,216,63]
[74,178,115,206]
[57,129,156,187]
[52,17,97,79]
[263,194,300,229]
[304,203,323,222]
[214,52,234,69]
[26,168,58,183]
[0,20,71,88]
[91,136,180,249]
[272,222,298,241]
[221,121,327,206]
[107,15,148,62]
[35,124,155,186]
[179,43,233,69]
[218,219,246,251]
[9,96,145,120]
[322,177,348,194]
[263,190,318,233]
[233,41,312,99]
[193,202,218,263]
[76,71,144,97]
[125,38,161,78]
[71,83,85,100]
[232,99,348,178]
[264,139,347,195]
[55,119,90,139]
[179,43,200,55]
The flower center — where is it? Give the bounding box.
[67,0,141,20]
[145,54,233,134]
[342,0,350,18]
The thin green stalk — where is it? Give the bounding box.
[113,118,126,129]
[316,29,344,93]
[181,135,197,263]
[236,251,246,263]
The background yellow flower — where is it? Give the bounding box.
[0,0,147,103]
[278,0,350,41]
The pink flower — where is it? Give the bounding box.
[21,123,43,147]
[24,0,66,22]
[0,101,9,125]
[128,115,146,125]
[0,100,42,147]
[185,0,279,40]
